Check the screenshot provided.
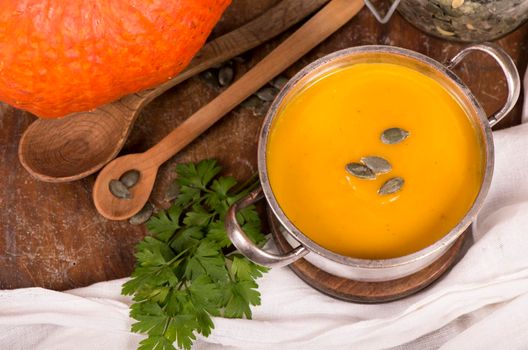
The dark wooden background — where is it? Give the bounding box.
[1,1,527,290]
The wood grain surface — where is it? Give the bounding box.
[1,0,527,290]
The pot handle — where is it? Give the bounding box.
[225,186,309,268]
[364,0,401,24]
[447,43,521,128]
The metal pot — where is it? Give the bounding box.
[225,43,520,282]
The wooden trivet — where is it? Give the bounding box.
[269,212,468,303]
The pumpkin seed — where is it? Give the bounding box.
[200,70,219,88]
[271,76,289,90]
[218,65,234,87]
[119,170,140,188]
[361,156,392,174]
[255,101,271,117]
[378,177,404,195]
[241,95,261,109]
[109,180,131,199]
[435,25,456,37]
[129,203,154,225]
[165,181,180,202]
[256,86,279,102]
[381,127,410,144]
[345,162,376,179]
[233,56,246,63]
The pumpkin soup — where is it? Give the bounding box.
[266,63,483,259]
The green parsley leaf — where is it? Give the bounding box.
[130,301,168,335]
[241,221,267,246]
[175,160,221,189]
[138,336,176,350]
[223,280,261,319]
[185,240,228,282]
[173,185,201,209]
[123,160,268,350]
[230,255,269,281]
[147,206,182,242]
[210,176,237,197]
[206,220,232,248]
[122,265,179,298]
[183,204,214,227]
[135,236,176,266]
[170,227,203,252]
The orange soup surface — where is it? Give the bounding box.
[266,63,483,259]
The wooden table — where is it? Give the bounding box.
[1,1,527,290]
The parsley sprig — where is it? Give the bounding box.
[122,160,268,350]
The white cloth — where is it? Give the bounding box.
[1,77,528,350]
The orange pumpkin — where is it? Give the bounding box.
[0,0,231,118]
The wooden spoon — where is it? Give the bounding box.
[18,0,330,183]
[93,0,364,220]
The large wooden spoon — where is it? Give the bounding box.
[18,0,330,183]
[93,0,364,220]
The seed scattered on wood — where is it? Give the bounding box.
[378,177,404,195]
[361,156,392,174]
[165,181,180,202]
[233,56,246,63]
[381,127,410,144]
[271,76,289,90]
[255,101,271,117]
[129,203,154,225]
[200,70,219,88]
[241,95,261,109]
[201,70,214,80]
[119,170,140,188]
[256,86,279,102]
[109,180,131,199]
[218,65,234,87]
[346,162,376,179]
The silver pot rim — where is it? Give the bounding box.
[257,45,494,269]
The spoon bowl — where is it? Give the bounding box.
[17,0,330,183]
[19,102,138,182]
[93,153,158,220]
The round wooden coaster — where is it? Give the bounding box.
[269,213,467,303]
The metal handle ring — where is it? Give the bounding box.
[225,186,308,268]
[447,42,521,128]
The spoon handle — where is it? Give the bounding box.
[145,0,364,165]
[120,0,331,111]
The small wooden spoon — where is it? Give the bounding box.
[18,0,330,183]
[93,0,364,220]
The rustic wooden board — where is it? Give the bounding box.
[0,0,527,290]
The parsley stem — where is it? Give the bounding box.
[244,177,260,194]
[231,173,259,195]
[176,278,187,291]
[161,316,171,337]
[166,248,189,266]
[199,186,215,194]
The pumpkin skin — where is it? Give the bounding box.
[0,0,231,118]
